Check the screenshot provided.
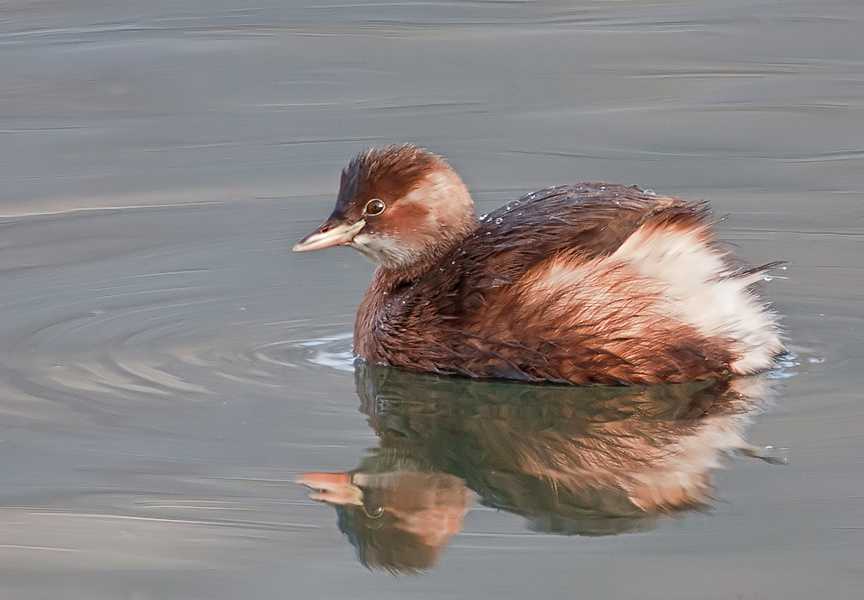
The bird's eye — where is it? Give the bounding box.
[364,198,386,216]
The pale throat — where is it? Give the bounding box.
[350,233,419,268]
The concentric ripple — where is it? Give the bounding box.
[252,333,355,374]
[0,201,367,430]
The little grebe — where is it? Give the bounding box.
[293,145,783,384]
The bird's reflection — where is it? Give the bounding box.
[299,364,780,573]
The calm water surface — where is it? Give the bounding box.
[1,1,862,598]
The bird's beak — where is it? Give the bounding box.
[292,219,366,253]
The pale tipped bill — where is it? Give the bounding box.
[292,219,366,252]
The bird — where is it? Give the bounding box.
[293,144,783,385]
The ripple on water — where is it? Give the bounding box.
[3,300,357,420]
[766,345,826,380]
[252,332,355,374]
[768,351,801,380]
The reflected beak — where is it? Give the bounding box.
[292,219,366,252]
[296,471,364,506]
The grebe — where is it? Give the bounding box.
[293,145,783,384]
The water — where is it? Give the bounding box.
[1,1,862,598]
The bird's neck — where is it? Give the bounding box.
[382,212,478,285]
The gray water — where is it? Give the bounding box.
[1,0,862,598]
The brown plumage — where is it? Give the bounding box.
[294,144,783,385]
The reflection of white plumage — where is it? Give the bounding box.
[298,366,782,572]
